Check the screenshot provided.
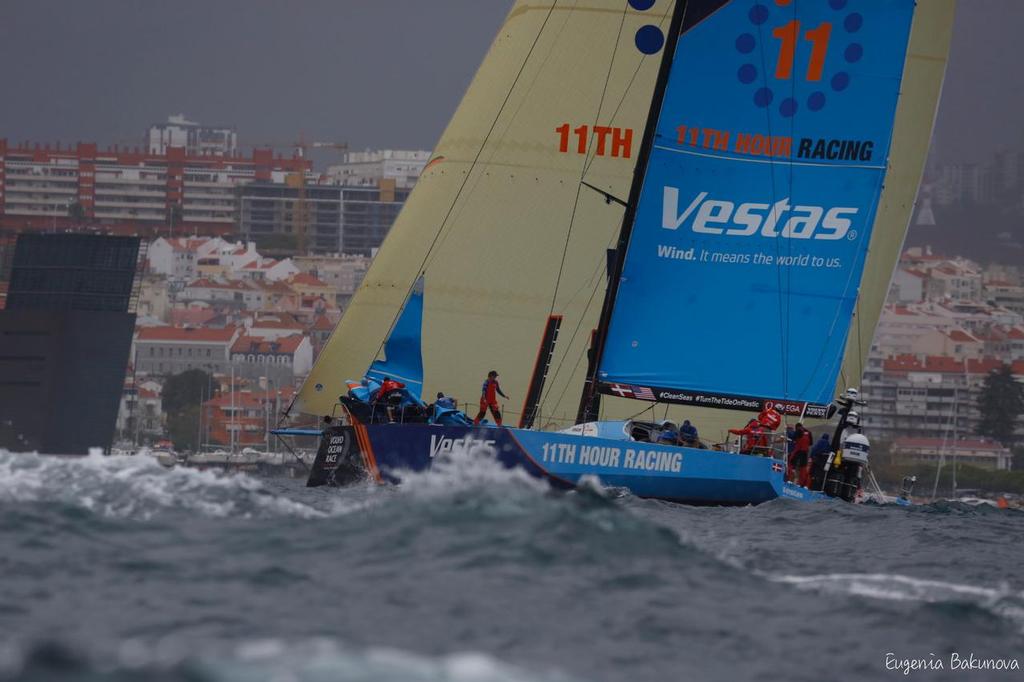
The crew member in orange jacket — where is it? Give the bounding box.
[474,370,508,426]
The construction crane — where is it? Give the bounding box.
[252,135,348,254]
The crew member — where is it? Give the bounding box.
[679,419,699,447]
[375,376,406,423]
[729,418,763,455]
[657,422,678,445]
[474,370,508,426]
[787,422,813,486]
[810,433,832,489]
[377,376,406,400]
[435,392,457,411]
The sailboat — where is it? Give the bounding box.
[279,0,955,505]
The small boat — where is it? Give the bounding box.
[279,0,955,506]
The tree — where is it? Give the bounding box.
[976,365,1024,446]
[163,369,212,416]
[253,233,298,255]
[167,404,201,452]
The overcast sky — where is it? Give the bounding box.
[0,1,1019,164]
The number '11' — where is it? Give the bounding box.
[772,20,832,82]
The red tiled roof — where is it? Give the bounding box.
[253,280,296,294]
[136,326,238,343]
[231,334,305,355]
[203,386,298,410]
[311,314,335,331]
[882,354,1007,375]
[204,390,264,410]
[249,318,304,330]
[168,237,208,253]
[945,329,977,342]
[185,278,252,291]
[289,272,329,287]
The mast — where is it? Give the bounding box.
[577,0,688,423]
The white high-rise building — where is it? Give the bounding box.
[147,114,238,157]
[326,149,430,189]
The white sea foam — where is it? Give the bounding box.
[392,438,549,499]
[771,572,1024,631]
[0,450,368,520]
[3,637,576,682]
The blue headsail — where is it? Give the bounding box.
[366,278,425,399]
[597,0,916,418]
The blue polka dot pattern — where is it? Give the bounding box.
[735,33,755,54]
[749,4,770,25]
[733,1,862,115]
[634,25,664,54]
[628,0,656,10]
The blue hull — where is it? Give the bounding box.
[311,423,828,506]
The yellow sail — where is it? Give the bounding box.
[294,0,677,421]
[838,0,956,390]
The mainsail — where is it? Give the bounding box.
[294,0,679,424]
[588,0,955,423]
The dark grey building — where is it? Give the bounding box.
[238,183,344,254]
[0,233,141,453]
[339,185,409,256]
[238,183,408,256]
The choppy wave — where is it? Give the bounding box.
[771,572,1024,631]
[0,638,575,682]
[0,451,363,520]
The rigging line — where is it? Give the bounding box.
[754,6,791,400]
[580,6,672,179]
[855,294,865,389]
[538,3,673,411]
[547,2,630,316]
[540,230,621,417]
[419,1,580,271]
[368,0,560,363]
[783,0,798,400]
[537,230,618,412]
[792,167,887,399]
[547,3,673,321]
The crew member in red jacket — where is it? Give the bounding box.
[729,418,764,455]
[474,370,508,426]
[787,422,813,486]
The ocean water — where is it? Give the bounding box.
[1,451,1022,682]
